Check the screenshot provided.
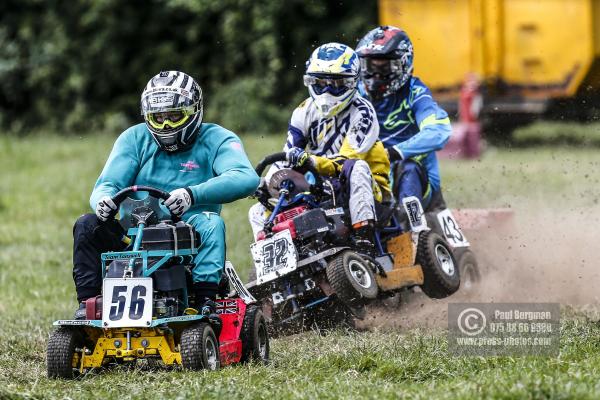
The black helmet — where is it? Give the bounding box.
[141,71,203,152]
[356,26,414,100]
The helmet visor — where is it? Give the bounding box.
[146,105,196,131]
[303,75,356,96]
[360,58,403,79]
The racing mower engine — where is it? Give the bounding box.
[252,205,353,309]
[256,205,350,248]
[92,220,200,320]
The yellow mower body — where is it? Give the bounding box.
[75,328,181,371]
[376,232,424,291]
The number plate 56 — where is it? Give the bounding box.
[102,278,153,328]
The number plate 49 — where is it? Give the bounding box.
[102,278,153,328]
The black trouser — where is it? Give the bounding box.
[72,214,126,302]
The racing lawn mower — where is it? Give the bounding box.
[247,153,472,334]
[47,186,269,379]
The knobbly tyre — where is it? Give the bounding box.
[375,168,483,308]
[47,186,269,379]
[246,153,465,334]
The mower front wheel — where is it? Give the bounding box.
[47,327,83,379]
[180,322,220,371]
[417,231,460,298]
[240,305,270,364]
[326,251,378,306]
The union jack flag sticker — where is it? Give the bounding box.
[216,300,238,314]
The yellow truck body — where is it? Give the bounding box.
[379,0,600,113]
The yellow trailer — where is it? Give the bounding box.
[379,0,600,116]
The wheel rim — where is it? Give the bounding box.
[434,244,455,276]
[348,259,372,289]
[205,336,218,370]
[257,322,268,360]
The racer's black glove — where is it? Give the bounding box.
[251,178,271,205]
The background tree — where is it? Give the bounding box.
[0,0,377,134]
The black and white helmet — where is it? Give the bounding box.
[141,71,203,152]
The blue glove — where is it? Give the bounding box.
[286,147,311,168]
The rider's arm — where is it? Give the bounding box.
[266,100,310,180]
[392,81,452,159]
[188,136,260,205]
[89,129,139,210]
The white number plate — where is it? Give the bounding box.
[250,230,298,285]
[102,278,153,328]
[437,209,470,248]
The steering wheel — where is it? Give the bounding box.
[106,185,180,223]
[254,152,324,196]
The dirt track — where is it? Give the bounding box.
[363,206,600,330]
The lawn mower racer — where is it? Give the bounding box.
[47,71,266,377]
[246,44,460,332]
[247,152,460,333]
[48,188,269,377]
[74,70,259,319]
[248,42,389,254]
[356,26,480,284]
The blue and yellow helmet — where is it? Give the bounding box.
[304,43,360,118]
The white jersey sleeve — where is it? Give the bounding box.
[266,99,312,181]
[345,96,379,154]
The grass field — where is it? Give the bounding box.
[0,132,599,399]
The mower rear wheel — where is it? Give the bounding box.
[417,231,460,298]
[180,322,220,370]
[327,251,378,306]
[240,305,270,364]
[456,249,481,291]
[47,327,83,379]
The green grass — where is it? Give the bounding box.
[514,121,600,147]
[0,132,599,399]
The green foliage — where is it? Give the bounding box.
[0,0,377,134]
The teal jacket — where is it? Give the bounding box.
[90,123,259,218]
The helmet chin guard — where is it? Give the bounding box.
[304,43,360,118]
[308,86,356,118]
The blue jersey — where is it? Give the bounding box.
[359,77,451,191]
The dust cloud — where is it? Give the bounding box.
[362,205,600,330]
